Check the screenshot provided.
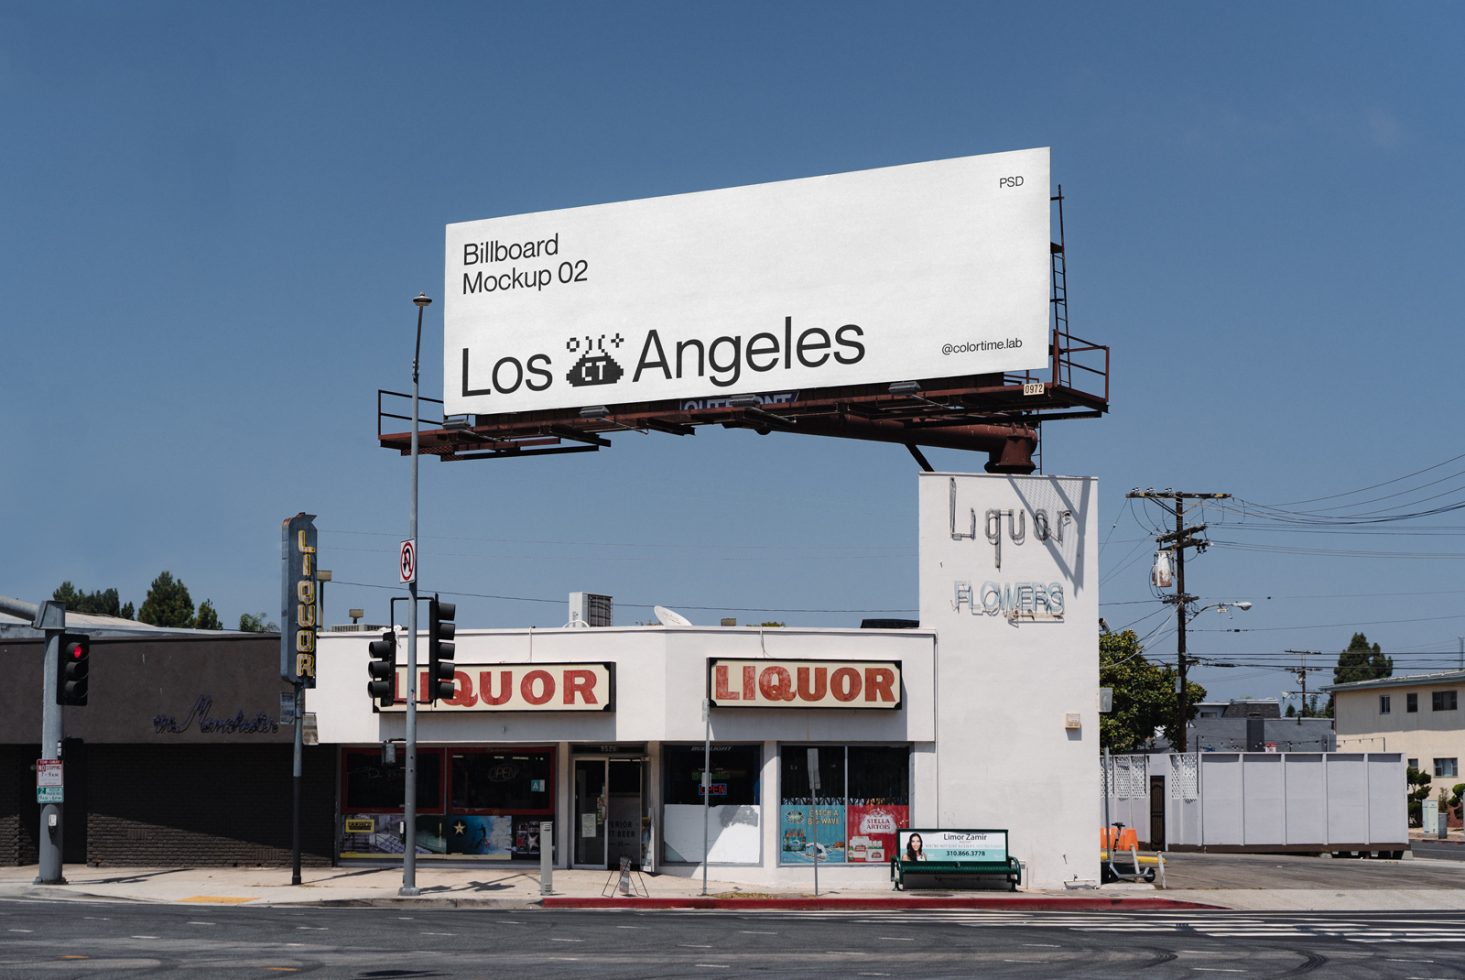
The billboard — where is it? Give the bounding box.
[444,148,1051,416]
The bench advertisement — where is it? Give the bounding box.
[779,803,909,864]
[897,829,1007,863]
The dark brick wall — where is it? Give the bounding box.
[0,746,38,865]
[3,744,337,867]
[85,744,336,867]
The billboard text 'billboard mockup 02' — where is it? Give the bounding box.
[444,148,1051,416]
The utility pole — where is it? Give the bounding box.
[1285,650,1321,722]
[1127,489,1230,753]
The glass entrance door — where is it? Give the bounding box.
[573,757,645,869]
[606,759,643,869]
[573,759,607,867]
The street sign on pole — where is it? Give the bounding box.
[36,759,63,804]
[807,747,820,896]
[399,539,416,584]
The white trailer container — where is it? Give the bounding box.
[1103,751,1408,856]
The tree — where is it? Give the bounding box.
[1099,629,1207,752]
[52,582,133,619]
[137,571,195,628]
[52,581,81,609]
[238,612,277,633]
[194,599,222,630]
[1328,632,1392,716]
[1408,766,1433,827]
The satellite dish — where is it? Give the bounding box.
[654,605,692,626]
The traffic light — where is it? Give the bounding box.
[428,596,456,703]
[367,629,397,708]
[57,633,89,706]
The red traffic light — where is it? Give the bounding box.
[57,633,90,706]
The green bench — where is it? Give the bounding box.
[890,828,1021,891]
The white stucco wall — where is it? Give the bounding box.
[918,472,1100,889]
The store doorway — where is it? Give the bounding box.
[1148,774,1166,850]
[572,757,643,869]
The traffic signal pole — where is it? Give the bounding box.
[25,599,67,884]
[38,626,64,883]
[1,595,97,884]
[401,292,431,897]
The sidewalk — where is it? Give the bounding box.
[0,864,1210,911]
[3,853,1462,912]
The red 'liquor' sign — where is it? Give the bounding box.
[382,662,615,712]
[708,659,901,709]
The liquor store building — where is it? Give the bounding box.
[310,472,1101,890]
[313,625,931,883]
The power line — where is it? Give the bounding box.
[1250,450,1465,508]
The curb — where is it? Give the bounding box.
[310,897,540,910]
[541,896,1224,911]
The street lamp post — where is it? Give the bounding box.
[1175,599,1251,751]
[401,291,431,897]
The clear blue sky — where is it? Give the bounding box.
[3,2,1461,705]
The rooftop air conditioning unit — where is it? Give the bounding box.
[568,592,613,628]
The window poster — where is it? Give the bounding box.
[443,815,514,858]
[845,804,909,864]
[779,804,847,864]
[512,818,542,858]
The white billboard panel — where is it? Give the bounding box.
[444,148,1051,415]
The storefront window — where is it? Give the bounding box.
[662,744,762,864]
[779,745,909,866]
[340,747,548,861]
[663,744,762,805]
[451,750,554,812]
[342,748,443,812]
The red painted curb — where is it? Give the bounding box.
[541,896,1222,911]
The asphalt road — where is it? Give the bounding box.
[4,900,1465,979]
[1412,840,1465,862]
[1161,849,1465,887]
